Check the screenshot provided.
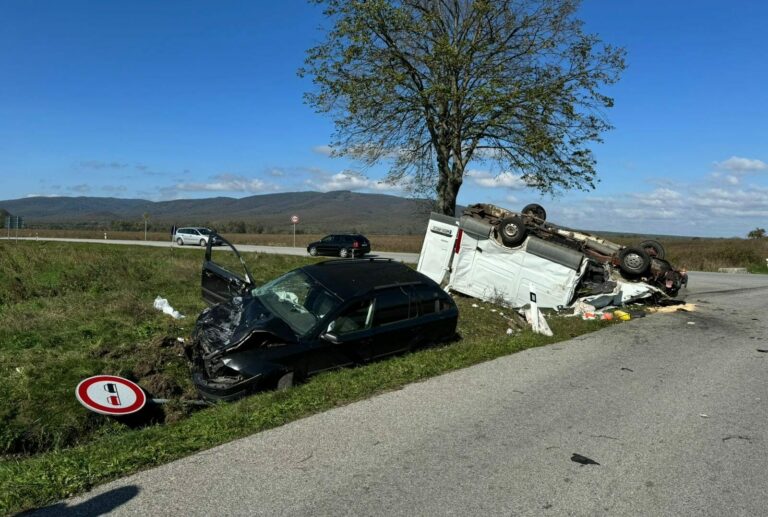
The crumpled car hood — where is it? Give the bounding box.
[193,295,296,354]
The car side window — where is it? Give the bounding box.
[322,236,333,242]
[372,287,412,327]
[191,230,200,236]
[413,284,440,315]
[328,299,373,335]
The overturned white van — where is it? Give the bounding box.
[416,204,686,309]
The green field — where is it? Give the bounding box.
[0,237,765,514]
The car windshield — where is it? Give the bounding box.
[197,228,211,235]
[252,270,341,337]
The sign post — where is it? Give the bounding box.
[75,375,147,416]
[290,215,300,247]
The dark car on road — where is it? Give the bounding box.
[189,234,458,401]
[307,234,371,258]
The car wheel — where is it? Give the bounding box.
[339,248,350,258]
[309,246,318,256]
[618,247,651,275]
[521,203,547,222]
[276,371,294,390]
[176,238,184,246]
[199,239,206,247]
[639,239,665,260]
[499,216,527,247]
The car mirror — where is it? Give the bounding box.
[320,332,341,345]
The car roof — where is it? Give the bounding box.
[302,259,426,299]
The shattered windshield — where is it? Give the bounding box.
[252,270,341,337]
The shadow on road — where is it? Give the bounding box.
[23,485,140,517]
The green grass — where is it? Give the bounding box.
[0,240,611,514]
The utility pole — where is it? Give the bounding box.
[143,213,150,240]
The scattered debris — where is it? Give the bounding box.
[571,453,600,466]
[649,303,697,314]
[699,414,709,418]
[687,322,696,326]
[589,434,619,441]
[757,349,768,353]
[153,296,185,319]
[506,328,515,335]
[620,367,634,372]
[722,435,751,442]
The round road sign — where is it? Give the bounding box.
[75,375,147,415]
[290,215,300,224]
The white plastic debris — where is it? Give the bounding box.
[506,328,514,335]
[471,303,478,308]
[153,296,185,319]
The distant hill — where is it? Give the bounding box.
[0,191,434,234]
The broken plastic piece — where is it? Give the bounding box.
[153,296,185,319]
[613,310,631,321]
[571,453,600,466]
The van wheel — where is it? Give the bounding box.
[176,238,184,246]
[619,247,651,275]
[499,216,527,247]
[276,372,294,390]
[339,248,350,258]
[199,239,206,247]
[639,240,665,259]
[522,203,547,222]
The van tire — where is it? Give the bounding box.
[522,203,547,222]
[199,239,207,247]
[499,216,527,247]
[176,238,184,246]
[619,247,651,275]
[639,240,665,259]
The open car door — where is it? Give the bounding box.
[201,233,255,305]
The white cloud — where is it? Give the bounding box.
[312,145,334,157]
[468,170,530,189]
[174,174,271,193]
[305,170,401,193]
[714,156,767,172]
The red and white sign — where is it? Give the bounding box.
[290,215,300,224]
[75,375,147,415]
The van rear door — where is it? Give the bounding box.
[416,213,460,286]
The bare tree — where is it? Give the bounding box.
[301,0,626,215]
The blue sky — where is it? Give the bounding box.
[1,0,766,237]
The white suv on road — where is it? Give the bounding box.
[174,227,221,247]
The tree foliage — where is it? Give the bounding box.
[301,0,626,215]
[747,227,766,239]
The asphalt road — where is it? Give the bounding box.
[0,236,420,263]
[29,272,768,516]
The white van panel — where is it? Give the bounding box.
[447,229,584,308]
[416,214,460,286]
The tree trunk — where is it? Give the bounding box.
[435,165,463,216]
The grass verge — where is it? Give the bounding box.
[0,241,612,514]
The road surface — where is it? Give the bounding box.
[27,271,768,515]
[0,236,420,263]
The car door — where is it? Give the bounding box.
[368,286,417,358]
[318,235,336,255]
[186,229,200,245]
[201,234,255,305]
[307,298,376,373]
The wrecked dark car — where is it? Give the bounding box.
[189,235,459,401]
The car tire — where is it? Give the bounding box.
[521,203,547,222]
[639,239,666,260]
[339,248,350,258]
[199,239,206,247]
[276,371,294,391]
[309,246,318,256]
[176,238,184,246]
[499,216,527,247]
[618,247,651,275]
